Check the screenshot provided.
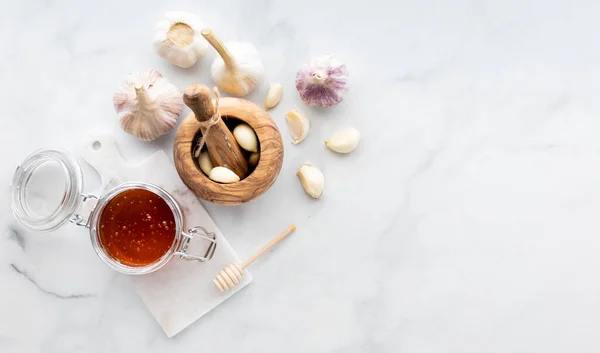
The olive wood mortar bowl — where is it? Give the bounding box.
[174,97,284,205]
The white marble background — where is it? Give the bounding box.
[1,0,600,352]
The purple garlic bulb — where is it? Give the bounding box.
[295,55,348,107]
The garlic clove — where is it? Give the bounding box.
[232,123,259,153]
[249,152,260,168]
[198,151,214,175]
[202,29,264,96]
[285,108,310,144]
[297,163,324,199]
[325,127,361,154]
[154,11,209,68]
[265,83,283,109]
[296,55,348,107]
[209,166,240,184]
[113,69,183,141]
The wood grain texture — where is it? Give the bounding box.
[183,84,248,178]
[174,97,284,205]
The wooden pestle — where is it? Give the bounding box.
[183,84,249,179]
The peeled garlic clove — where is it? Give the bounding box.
[249,152,260,167]
[325,128,361,154]
[202,29,264,96]
[113,69,183,141]
[297,163,324,199]
[265,83,283,109]
[296,55,348,107]
[232,123,258,153]
[285,108,310,144]
[198,151,214,175]
[209,166,240,184]
[154,11,209,68]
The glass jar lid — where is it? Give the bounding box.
[11,150,84,232]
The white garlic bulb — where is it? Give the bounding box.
[154,11,209,68]
[202,29,264,96]
[296,55,348,107]
[297,163,324,199]
[285,108,310,144]
[265,83,283,109]
[113,69,183,141]
[325,128,361,153]
[232,123,258,152]
[198,151,214,175]
[209,166,240,184]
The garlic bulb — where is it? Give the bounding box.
[198,151,214,175]
[285,108,310,144]
[154,11,209,68]
[297,163,324,199]
[202,29,264,96]
[296,55,348,107]
[249,152,260,168]
[265,83,283,109]
[209,166,240,184]
[232,123,258,152]
[325,128,361,153]
[113,69,183,141]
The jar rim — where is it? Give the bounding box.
[11,150,84,232]
[88,182,184,275]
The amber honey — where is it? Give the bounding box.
[98,188,176,266]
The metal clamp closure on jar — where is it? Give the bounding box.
[177,226,217,262]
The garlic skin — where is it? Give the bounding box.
[325,128,361,154]
[249,152,260,168]
[198,151,214,175]
[154,11,209,68]
[113,69,183,141]
[209,166,240,184]
[232,123,258,152]
[297,163,324,199]
[296,55,348,107]
[285,108,310,144]
[265,83,283,109]
[202,29,264,96]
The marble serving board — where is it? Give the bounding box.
[81,133,252,338]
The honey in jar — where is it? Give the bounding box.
[98,188,176,266]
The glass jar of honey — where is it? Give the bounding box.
[11,150,217,275]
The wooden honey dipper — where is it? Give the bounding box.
[183,84,248,178]
[214,224,296,292]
